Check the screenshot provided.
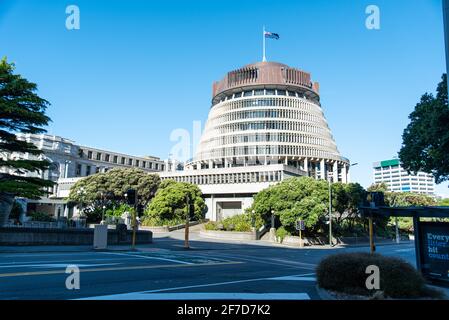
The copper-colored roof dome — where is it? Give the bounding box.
[211,61,320,103]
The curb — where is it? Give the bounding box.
[315,285,336,300]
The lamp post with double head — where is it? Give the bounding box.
[328,162,358,247]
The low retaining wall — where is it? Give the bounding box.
[199,230,254,241]
[0,227,152,246]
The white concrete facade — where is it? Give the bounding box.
[373,159,435,195]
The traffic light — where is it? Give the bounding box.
[137,204,144,216]
[126,189,137,205]
[189,200,195,220]
[369,192,385,207]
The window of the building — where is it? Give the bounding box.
[78,149,84,158]
[243,91,253,97]
[254,89,264,96]
[76,164,82,177]
[142,161,146,168]
[87,151,93,159]
[105,154,110,162]
[86,165,91,176]
[155,163,159,170]
[288,91,296,97]
[121,157,125,165]
[128,159,133,166]
[149,162,153,169]
[136,160,140,167]
[277,90,286,96]
[265,89,275,96]
[113,155,118,164]
[96,153,102,161]
[234,92,242,98]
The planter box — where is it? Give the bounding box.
[199,230,254,241]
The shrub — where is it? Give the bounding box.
[221,213,263,232]
[30,211,55,222]
[204,221,217,230]
[141,217,184,227]
[316,252,432,298]
[276,226,289,242]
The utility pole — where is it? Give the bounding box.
[395,217,400,244]
[328,178,333,247]
[184,194,190,249]
[369,216,375,254]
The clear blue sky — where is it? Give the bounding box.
[1,0,448,196]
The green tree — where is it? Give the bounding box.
[145,180,206,224]
[367,183,389,193]
[0,58,54,225]
[332,182,366,229]
[68,168,160,214]
[250,177,329,234]
[399,74,449,184]
[439,198,449,206]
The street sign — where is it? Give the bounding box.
[296,220,305,231]
[418,221,449,283]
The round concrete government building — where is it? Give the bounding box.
[161,61,350,221]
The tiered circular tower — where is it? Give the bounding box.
[185,61,350,182]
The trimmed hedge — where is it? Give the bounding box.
[316,252,433,299]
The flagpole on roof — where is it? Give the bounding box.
[262,25,267,62]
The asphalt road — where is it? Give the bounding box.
[0,230,417,300]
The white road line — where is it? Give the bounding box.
[268,276,316,281]
[202,253,316,270]
[81,292,310,300]
[77,272,316,300]
[100,252,194,265]
[0,263,120,269]
[0,258,132,266]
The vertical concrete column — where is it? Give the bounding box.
[304,158,309,176]
[209,160,213,169]
[320,159,326,180]
[315,162,319,179]
[342,164,348,183]
[333,161,338,183]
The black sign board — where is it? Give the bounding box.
[418,222,449,283]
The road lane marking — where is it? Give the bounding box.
[78,272,316,300]
[267,276,316,281]
[0,261,242,278]
[80,292,310,300]
[200,253,316,270]
[0,263,120,269]
[100,252,194,265]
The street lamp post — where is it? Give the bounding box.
[251,210,255,228]
[328,162,358,247]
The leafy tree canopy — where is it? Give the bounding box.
[68,168,160,208]
[0,57,54,199]
[366,183,437,207]
[399,74,449,184]
[249,177,329,233]
[145,180,206,222]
